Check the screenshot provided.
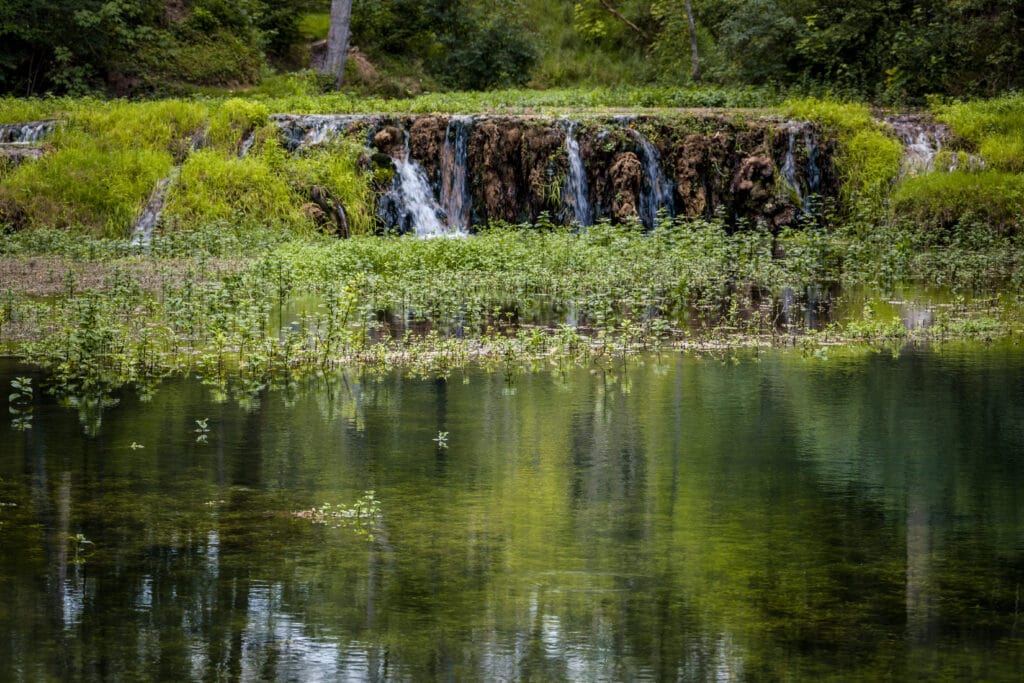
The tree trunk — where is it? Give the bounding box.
[684,0,700,82]
[323,0,353,89]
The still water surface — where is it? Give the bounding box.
[1,347,1023,681]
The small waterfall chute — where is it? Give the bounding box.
[130,170,178,248]
[630,128,675,229]
[378,131,458,237]
[560,120,592,227]
[0,120,57,144]
[780,123,822,212]
[881,115,985,176]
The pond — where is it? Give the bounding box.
[1,347,1023,681]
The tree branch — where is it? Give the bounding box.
[596,0,647,40]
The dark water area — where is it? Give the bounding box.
[1,347,1023,681]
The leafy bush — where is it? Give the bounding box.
[132,32,265,89]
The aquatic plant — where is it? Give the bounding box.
[8,376,32,431]
[292,490,382,541]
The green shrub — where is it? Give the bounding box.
[133,31,264,89]
[894,171,1024,230]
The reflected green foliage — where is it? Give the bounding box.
[0,350,1022,679]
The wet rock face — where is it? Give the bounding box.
[409,116,447,183]
[609,152,643,220]
[372,126,406,158]
[466,119,565,224]
[277,112,840,234]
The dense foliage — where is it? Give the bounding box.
[2,0,1022,100]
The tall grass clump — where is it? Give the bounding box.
[65,100,207,159]
[206,98,270,154]
[163,147,305,230]
[781,98,902,205]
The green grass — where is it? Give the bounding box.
[935,93,1024,174]
[0,96,78,124]
[210,82,779,114]
[0,100,206,237]
[888,93,1024,227]
[0,146,172,237]
[894,171,1024,230]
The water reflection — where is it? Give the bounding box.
[1,348,1023,680]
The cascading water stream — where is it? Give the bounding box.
[0,120,57,144]
[378,131,453,237]
[881,115,985,175]
[560,120,592,227]
[805,132,821,195]
[631,130,675,229]
[130,170,178,248]
[274,114,382,152]
[439,116,474,231]
[780,124,822,212]
[780,128,801,205]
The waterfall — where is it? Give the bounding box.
[631,129,675,229]
[781,128,801,205]
[0,120,57,144]
[884,116,947,176]
[881,115,985,176]
[130,171,178,248]
[560,121,592,227]
[377,131,452,237]
[239,131,257,158]
[805,132,821,197]
[780,124,821,212]
[439,116,474,231]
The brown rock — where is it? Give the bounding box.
[609,152,642,220]
[373,126,406,158]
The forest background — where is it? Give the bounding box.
[2,0,1022,103]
